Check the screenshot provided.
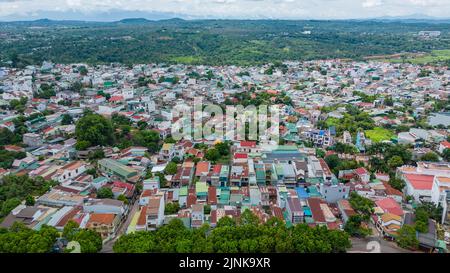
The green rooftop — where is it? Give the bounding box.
[179,186,188,196]
[196,182,208,195]
[307,186,321,197]
[98,158,138,180]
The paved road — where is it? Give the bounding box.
[349,237,414,253]
[347,222,416,253]
[100,200,140,253]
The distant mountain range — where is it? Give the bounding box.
[0,9,196,23]
[368,14,450,23]
[0,10,449,24]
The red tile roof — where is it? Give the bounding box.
[441,141,450,149]
[208,186,217,205]
[375,197,404,216]
[404,174,434,190]
[271,206,284,221]
[210,210,217,225]
[137,207,147,226]
[240,141,256,148]
[87,213,116,225]
[195,161,210,177]
[187,193,197,208]
[308,197,326,223]
[382,181,402,196]
[355,167,368,175]
[109,95,124,102]
[113,181,134,191]
[234,153,248,159]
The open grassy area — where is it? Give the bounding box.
[383,50,450,65]
[170,56,203,64]
[325,117,341,127]
[365,127,395,143]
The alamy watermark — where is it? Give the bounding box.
[171,97,280,148]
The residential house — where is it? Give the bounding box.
[191,204,205,228]
[86,213,120,240]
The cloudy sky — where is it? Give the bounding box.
[1,0,450,21]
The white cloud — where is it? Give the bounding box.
[362,0,383,8]
[1,0,450,20]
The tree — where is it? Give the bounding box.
[97,187,114,199]
[0,175,57,217]
[61,114,73,125]
[396,225,419,249]
[164,137,176,144]
[205,148,220,162]
[34,83,56,99]
[420,152,439,162]
[111,113,132,127]
[216,216,236,228]
[171,157,181,164]
[164,202,180,215]
[0,128,16,145]
[414,206,430,233]
[164,162,178,175]
[215,142,230,156]
[154,172,168,188]
[333,143,358,154]
[75,140,91,151]
[112,211,351,253]
[88,149,105,160]
[369,157,389,173]
[204,205,211,215]
[239,209,260,226]
[315,148,326,158]
[387,155,403,169]
[389,177,405,191]
[0,149,26,169]
[324,154,340,170]
[118,194,129,205]
[384,96,394,106]
[75,113,114,148]
[349,192,374,217]
[0,223,59,253]
[1,198,21,217]
[25,195,35,206]
[62,220,80,241]
[385,145,412,165]
[344,215,372,237]
[443,148,450,161]
[132,130,160,153]
[72,229,103,253]
[78,66,88,76]
[70,81,83,93]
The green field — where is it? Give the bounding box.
[365,127,395,143]
[384,50,450,65]
[325,117,341,127]
[170,56,203,64]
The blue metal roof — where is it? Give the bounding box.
[296,187,309,199]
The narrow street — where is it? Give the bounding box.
[348,224,415,253]
[349,237,414,253]
[100,200,140,253]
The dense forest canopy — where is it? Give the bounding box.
[1,19,449,66]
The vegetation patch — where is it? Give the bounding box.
[365,127,395,143]
[170,56,203,64]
